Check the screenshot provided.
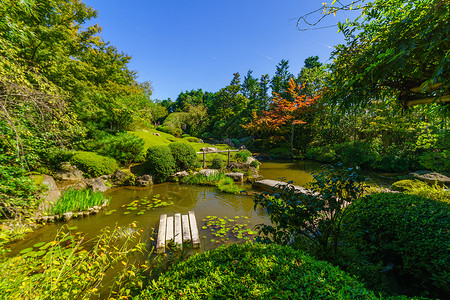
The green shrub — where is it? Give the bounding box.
[181,173,241,194]
[138,243,379,299]
[376,154,411,172]
[145,145,176,183]
[306,145,337,163]
[216,177,242,194]
[343,193,450,297]
[210,158,223,169]
[340,141,378,168]
[95,132,145,166]
[254,165,366,259]
[168,142,197,171]
[185,136,199,143]
[418,150,449,174]
[70,151,118,178]
[391,179,450,204]
[156,125,170,134]
[234,150,252,162]
[49,188,108,215]
[268,147,292,159]
[250,160,259,168]
[0,159,40,219]
[390,179,429,192]
[38,147,75,170]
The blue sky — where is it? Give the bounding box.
[83,0,354,101]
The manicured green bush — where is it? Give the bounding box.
[168,142,197,171]
[39,147,75,170]
[138,243,379,299]
[340,141,379,168]
[95,132,145,166]
[70,151,118,178]
[390,179,429,192]
[268,147,292,159]
[305,145,337,163]
[342,193,450,298]
[210,157,223,169]
[185,136,199,143]
[234,149,252,162]
[391,179,450,204]
[145,145,176,183]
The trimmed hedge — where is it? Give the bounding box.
[138,243,380,299]
[342,193,450,297]
[145,145,176,183]
[95,132,145,166]
[70,151,118,178]
[168,142,197,171]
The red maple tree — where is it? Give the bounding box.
[244,77,319,151]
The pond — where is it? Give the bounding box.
[8,160,397,255]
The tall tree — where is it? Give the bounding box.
[242,70,261,110]
[326,0,450,108]
[245,78,318,152]
[270,59,293,98]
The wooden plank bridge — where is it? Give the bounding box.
[156,211,200,253]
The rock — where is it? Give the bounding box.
[200,147,219,153]
[36,175,61,213]
[111,170,135,186]
[63,212,73,221]
[170,171,189,181]
[198,169,219,177]
[198,139,204,143]
[41,216,49,223]
[247,175,263,183]
[411,171,450,186]
[55,162,84,180]
[47,216,55,222]
[221,138,235,147]
[252,179,313,195]
[152,132,161,136]
[84,178,110,192]
[136,174,153,186]
[212,139,219,144]
[246,156,260,165]
[228,162,250,171]
[225,172,244,182]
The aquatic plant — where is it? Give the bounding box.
[120,194,174,216]
[48,188,108,215]
[202,215,255,244]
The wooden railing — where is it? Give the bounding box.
[196,149,240,168]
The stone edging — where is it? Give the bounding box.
[35,199,109,223]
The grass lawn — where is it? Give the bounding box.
[128,130,241,166]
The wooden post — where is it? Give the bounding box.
[203,151,206,168]
[166,216,174,244]
[156,214,167,254]
[189,211,200,248]
[228,149,231,165]
[174,213,182,249]
[182,214,191,243]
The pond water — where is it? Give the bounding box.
[8,160,397,255]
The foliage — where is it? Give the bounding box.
[95,132,145,166]
[121,194,173,216]
[210,157,224,169]
[138,242,380,299]
[391,179,450,204]
[184,136,200,143]
[144,145,176,183]
[201,216,255,244]
[234,149,252,163]
[182,173,241,194]
[216,177,242,194]
[70,151,118,178]
[418,150,449,174]
[326,0,449,108]
[0,159,40,219]
[0,225,151,299]
[48,188,108,215]
[254,165,366,259]
[342,193,450,298]
[168,142,197,171]
[244,77,318,152]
